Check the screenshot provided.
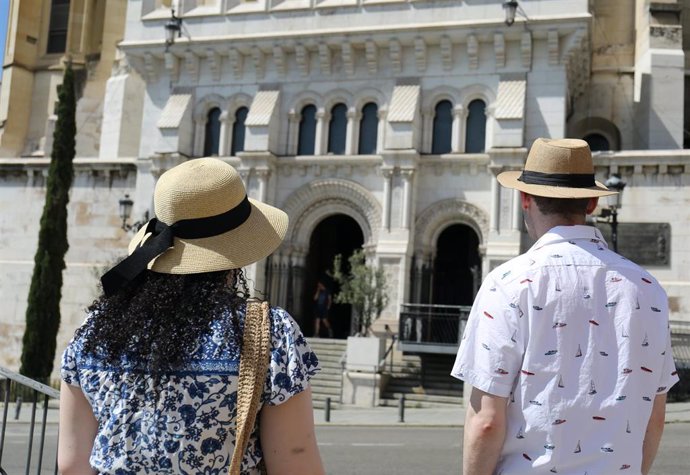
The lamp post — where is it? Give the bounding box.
[118,194,149,232]
[603,173,626,253]
[164,9,182,50]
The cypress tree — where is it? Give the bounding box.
[19,64,77,381]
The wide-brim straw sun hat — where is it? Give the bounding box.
[497,138,618,199]
[101,158,288,296]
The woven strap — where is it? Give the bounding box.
[228,300,271,475]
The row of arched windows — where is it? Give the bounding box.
[200,98,487,157]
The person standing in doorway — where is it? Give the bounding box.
[452,138,678,475]
[313,280,333,338]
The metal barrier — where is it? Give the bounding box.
[0,366,60,475]
[398,303,471,353]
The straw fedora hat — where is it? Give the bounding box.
[101,158,287,295]
[497,138,618,199]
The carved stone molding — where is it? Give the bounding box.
[207,49,221,82]
[548,30,559,66]
[521,32,532,69]
[414,37,427,72]
[295,44,309,77]
[185,51,200,83]
[342,41,354,76]
[280,178,382,249]
[440,35,452,71]
[273,45,287,76]
[467,35,479,69]
[389,38,402,74]
[494,33,505,69]
[143,52,158,82]
[318,43,331,75]
[228,48,243,79]
[414,198,490,256]
[365,39,378,74]
[252,48,265,79]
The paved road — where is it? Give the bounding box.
[2,423,689,474]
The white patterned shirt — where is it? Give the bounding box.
[452,225,679,475]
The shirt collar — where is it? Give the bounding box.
[530,225,609,251]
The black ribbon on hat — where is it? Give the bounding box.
[518,170,596,188]
[101,195,252,297]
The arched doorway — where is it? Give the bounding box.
[303,214,364,338]
[432,224,480,306]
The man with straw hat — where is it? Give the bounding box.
[451,138,679,474]
[58,158,325,474]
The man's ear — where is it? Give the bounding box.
[520,191,532,210]
[586,197,599,215]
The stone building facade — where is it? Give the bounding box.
[1,0,690,374]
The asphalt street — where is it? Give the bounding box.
[2,423,689,474]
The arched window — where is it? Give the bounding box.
[465,99,486,153]
[297,105,317,155]
[231,107,248,156]
[203,107,221,156]
[583,133,610,152]
[432,100,453,154]
[327,103,347,155]
[358,102,378,154]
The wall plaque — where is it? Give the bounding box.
[595,222,671,267]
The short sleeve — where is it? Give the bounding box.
[60,340,81,387]
[451,276,524,398]
[263,307,320,406]
[656,328,680,394]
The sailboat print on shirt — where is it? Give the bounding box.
[642,333,649,347]
[626,420,631,434]
[574,440,582,453]
[583,287,591,299]
[511,330,518,343]
[635,298,641,310]
[622,327,629,338]
[557,375,564,388]
[588,380,597,395]
[575,344,583,357]
[516,426,525,439]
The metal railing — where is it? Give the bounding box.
[0,366,60,475]
[398,303,471,349]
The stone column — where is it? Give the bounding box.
[381,168,393,230]
[512,188,522,231]
[490,170,500,233]
[193,115,206,157]
[421,107,433,153]
[315,108,329,155]
[219,112,235,156]
[346,107,360,155]
[288,110,300,156]
[400,169,414,229]
[376,108,387,154]
[451,105,466,153]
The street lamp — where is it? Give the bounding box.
[602,173,627,253]
[164,9,182,50]
[503,1,519,26]
[118,194,149,232]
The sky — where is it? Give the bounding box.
[0,0,8,81]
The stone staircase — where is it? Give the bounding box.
[380,353,464,408]
[308,338,347,409]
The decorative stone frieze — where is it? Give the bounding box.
[164,52,180,82]
[143,52,158,82]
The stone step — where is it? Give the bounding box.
[380,391,463,408]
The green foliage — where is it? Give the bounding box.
[20,64,77,381]
[329,249,389,335]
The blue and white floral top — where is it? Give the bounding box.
[61,305,320,475]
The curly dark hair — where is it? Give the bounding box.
[75,268,249,373]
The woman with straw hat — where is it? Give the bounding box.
[57,158,325,474]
